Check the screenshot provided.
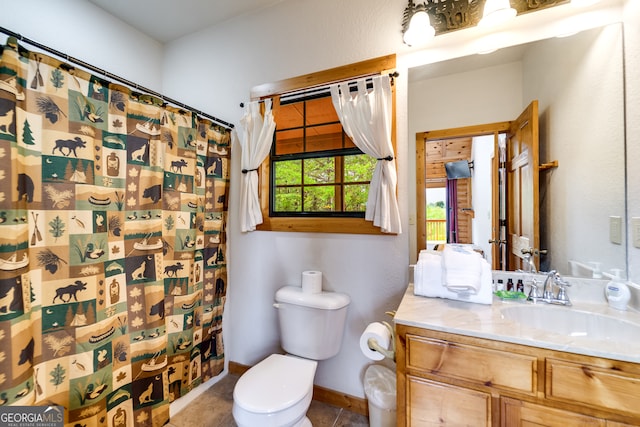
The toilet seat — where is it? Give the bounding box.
[234,354,317,413]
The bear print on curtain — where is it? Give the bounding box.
[0,36,230,426]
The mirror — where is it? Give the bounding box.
[409,22,627,279]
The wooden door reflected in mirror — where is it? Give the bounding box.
[416,100,541,272]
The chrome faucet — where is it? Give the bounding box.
[542,270,557,299]
[527,270,571,306]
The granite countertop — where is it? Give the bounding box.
[394,281,640,364]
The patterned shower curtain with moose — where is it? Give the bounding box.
[0,37,230,426]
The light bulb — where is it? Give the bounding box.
[479,0,516,27]
[403,11,435,46]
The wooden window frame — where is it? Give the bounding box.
[269,97,369,218]
[251,54,397,234]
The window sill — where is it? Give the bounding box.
[256,216,393,235]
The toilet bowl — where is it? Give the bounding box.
[232,286,350,426]
[232,354,318,427]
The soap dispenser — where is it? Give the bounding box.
[605,269,630,311]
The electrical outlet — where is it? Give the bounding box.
[610,216,622,245]
[633,217,640,249]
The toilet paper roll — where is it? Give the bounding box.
[360,322,391,361]
[301,270,322,294]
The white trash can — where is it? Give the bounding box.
[363,365,397,427]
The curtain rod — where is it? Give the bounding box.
[281,72,399,103]
[240,71,399,107]
[0,26,234,130]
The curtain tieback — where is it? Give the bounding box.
[241,168,259,174]
[376,155,394,161]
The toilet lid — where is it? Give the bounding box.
[234,354,317,413]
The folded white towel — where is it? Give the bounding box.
[451,260,493,304]
[413,249,492,305]
[414,251,442,297]
[441,245,482,293]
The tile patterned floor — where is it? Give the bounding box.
[167,374,370,427]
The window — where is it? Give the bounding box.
[271,94,376,217]
[251,54,397,234]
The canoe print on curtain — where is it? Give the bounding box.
[0,37,230,426]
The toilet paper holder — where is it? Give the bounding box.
[367,311,396,361]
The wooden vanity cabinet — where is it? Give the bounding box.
[396,325,640,426]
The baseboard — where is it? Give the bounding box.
[228,361,368,417]
[229,361,250,376]
[312,384,368,416]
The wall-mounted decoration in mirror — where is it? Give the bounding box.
[445,160,473,180]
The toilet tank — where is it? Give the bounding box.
[274,286,350,360]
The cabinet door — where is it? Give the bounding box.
[501,397,604,427]
[407,375,491,426]
[546,358,640,418]
[406,334,537,395]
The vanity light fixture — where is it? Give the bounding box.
[401,0,572,45]
[479,0,517,27]
[402,1,435,46]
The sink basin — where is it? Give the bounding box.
[500,305,640,342]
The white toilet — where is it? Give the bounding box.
[232,285,351,427]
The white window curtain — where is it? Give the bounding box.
[237,99,276,232]
[330,75,402,234]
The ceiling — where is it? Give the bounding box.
[87,0,284,43]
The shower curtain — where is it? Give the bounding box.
[0,37,230,426]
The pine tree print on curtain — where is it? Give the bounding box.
[0,37,230,426]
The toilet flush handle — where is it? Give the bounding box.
[273,303,281,309]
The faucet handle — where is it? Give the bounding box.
[555,275,570,288]
[556,287,570,304]
[555,276,571,305]
[527,278,542,300]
